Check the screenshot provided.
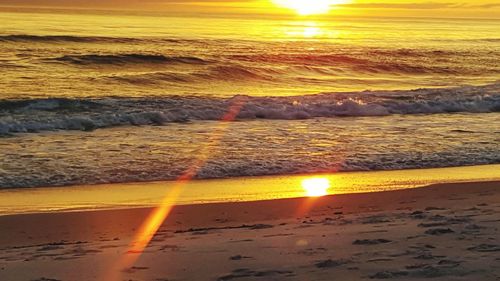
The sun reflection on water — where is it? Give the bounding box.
[284,21,342,39]
[302,23,322,37]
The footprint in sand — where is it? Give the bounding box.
[353,239,392,245]
[418,222,449,228]
[370,262,470,279]
[370,270,408,279]
[424,228,455,235]
[37,245,64,252]
[315,259,350,269]
[218,268,294,280]
[367,258,394,263]
[159,244,181,251]
[298,247,327,256]
[360,215,392,224]
[414,253,446,260]
[409,211,427,219]
[467,244,500,252]
[425,207,447,211]
[123,266,149,274]
[229,255,252,260]
[263,233,294,238]
[228,239,254,243]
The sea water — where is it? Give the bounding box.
[0,10,499,188]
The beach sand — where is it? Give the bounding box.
[1,181,499,281]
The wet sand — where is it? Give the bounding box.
[0,181,499,281]
[1,164,499,215]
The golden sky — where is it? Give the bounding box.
[1,0,499,18]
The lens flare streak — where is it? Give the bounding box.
[103,96,248,281]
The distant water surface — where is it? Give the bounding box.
[1,11,499,97]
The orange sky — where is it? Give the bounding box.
[1,0,499,18]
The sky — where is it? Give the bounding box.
[1,0,499,18]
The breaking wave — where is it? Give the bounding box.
[1,83,499,135]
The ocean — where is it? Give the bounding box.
[0,10,499,188]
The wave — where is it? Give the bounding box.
[0,34,140,43]
[0,34,231,45]
[195,65,277,81]
[105,65,276,84]
[0,34,185,44]
[50,54,209,66]
[108,72,193,84]
[439,38,500,43]
[3,34,499,44]
[1,83,499,136]
[230,53,470,75]
[102,60,474,88]
[477,38,500,43]
[4,157,499,189]
[4,35,497,77]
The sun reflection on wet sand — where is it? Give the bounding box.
[2,165,499,216]
[302,177,331,197]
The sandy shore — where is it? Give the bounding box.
[1,181,499,281]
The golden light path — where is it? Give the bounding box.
[302,177,331,197]
[272,0,350,15]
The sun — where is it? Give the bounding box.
[302,177,331,197]
[272,0,348,15]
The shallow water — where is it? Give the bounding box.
[1,113,499,188]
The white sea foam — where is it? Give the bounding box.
[0,83,498,135]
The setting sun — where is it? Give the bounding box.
[302,177,331,197]
[272,0,349,15]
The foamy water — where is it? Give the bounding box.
[0,11,499,188]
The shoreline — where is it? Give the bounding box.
[1,164,499,216]
[1,179,498,219]
[0,180,499,280]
